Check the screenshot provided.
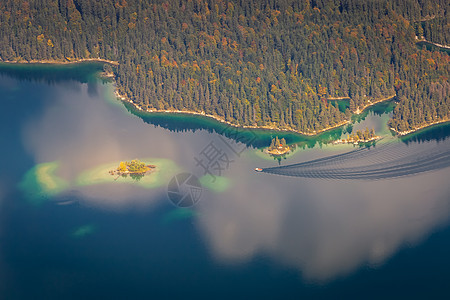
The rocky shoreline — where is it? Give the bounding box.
[390,118,450,136]
[0,58,119,65]
[354,95,396,115]
[3,59,444,138]
[333,136,381,145]
[115,90,352,137]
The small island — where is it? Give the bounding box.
[333,128,380,145]
[265,137,290,156]
[109,159,156,180]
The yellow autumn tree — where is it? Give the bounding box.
[117,161,127,172]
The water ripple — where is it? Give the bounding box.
[261,140,450,180]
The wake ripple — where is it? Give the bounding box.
[261,140,450,180]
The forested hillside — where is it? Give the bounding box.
[0,0,448,133]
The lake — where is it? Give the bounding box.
[0,63,450,299]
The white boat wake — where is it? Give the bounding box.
[260,139,450,180]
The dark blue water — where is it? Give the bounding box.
[1,64,450,299]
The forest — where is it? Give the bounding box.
[0,0,448,134]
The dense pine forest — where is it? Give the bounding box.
[0,0,448,134]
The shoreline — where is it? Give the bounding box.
[0,58,119,66]
[390,118,450,136]
[332,136,381,145]
[115,90,351,137]
[265,148,291,156]
[415,38,450,50]
[2,58,443,138]
[117,89,397,136]
[327,96,350,100]
[354,95,396,114]
[75,157,181,189]
[109,164,156,177]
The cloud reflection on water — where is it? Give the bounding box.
[16,76,450,282]
[197,142,450,281]
[20,81,188,209]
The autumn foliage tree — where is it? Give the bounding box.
[0,0,448,133]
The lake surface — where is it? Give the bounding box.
[1,63,450,299]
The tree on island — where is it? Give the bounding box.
[127,159,148,173]
[270,138,276,150]
[268,136,289,153]
[118,161,127,172]
[346,127,377,143]
[117,159,149,174]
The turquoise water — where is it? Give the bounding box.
[0,63,450,299]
